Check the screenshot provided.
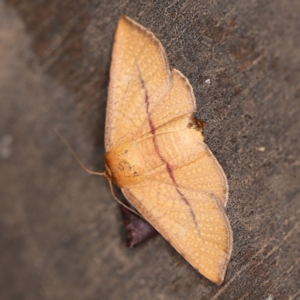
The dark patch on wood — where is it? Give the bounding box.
[120,199,158,248]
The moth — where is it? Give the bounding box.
[58,15,231,285]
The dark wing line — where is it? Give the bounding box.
[136,61,199,230]
[105,15,172,150]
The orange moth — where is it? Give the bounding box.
[104,15,232,284]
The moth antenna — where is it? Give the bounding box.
[54,128,105,177]
[108,180,145,220]
[55,129,144,219]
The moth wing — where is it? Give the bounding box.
[105,16,172,151]
[122,183,232,284]
[134,67,228,205]
[133,69,197,138]
[146,139,228,206]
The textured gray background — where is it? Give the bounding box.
[0,0,299,299]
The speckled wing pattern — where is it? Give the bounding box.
[105,15,172,151]
[105,15,232,284]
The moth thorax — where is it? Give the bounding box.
[104,146,142,188]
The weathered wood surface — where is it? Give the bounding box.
[0,0,299,299]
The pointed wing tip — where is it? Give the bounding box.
[215,278,224,286]
[117,15,137,31]
[118,15,141,30]
[198,255,230,285]
[119,14,130,23]
[200,259,228,285]
[211,272,224,285]
[115,13,173,95]
[215,261,229,285]
[214,246,232,285]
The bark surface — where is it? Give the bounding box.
[0,1,299,299]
